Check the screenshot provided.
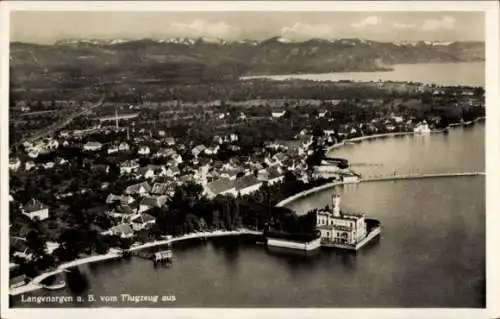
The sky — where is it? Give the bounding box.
[10,11,484,44]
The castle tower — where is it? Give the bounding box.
[332,192,341,217]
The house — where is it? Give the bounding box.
[164,137,176,146]
[219,168,242,180]
[118,142,130,152]
[177,174,195,185]
[151,182,176,196]
[218,112,229,120]
[139,195,168,213]
[107,204,137,219]
[318,110,328,118]
[138,146,151,156]
[106,194,135,205]
[299,129,309,136]
[103,223,134,238]
[120,160,140,175]
[391,115,404,123]
[324,129,335,136]
[271,110,286,118]
[229,133,239,142]
[171,154,183,165]
[272,152,289,166]
[44,138,59,150]
[204,178,236,198]
[386,125,396,132]
[154,148,175,158]
[43,162,55,169]
[22,199,49,221]
[267,166,284,185]
[192,144,207,157]
[124,181,152,196]
[235,174,262,196]
[83,141,102,151]
[10,274,27,289]
[27,150,39,159]
[56,158,69,166]
[108,144,119,154]
[139,165,167,179]
[131,213,156,231]
[213,135,224,145]
[10,236,29,259]
[166,166,181,177]
[264,141,282,151]
[204,146,220,155]
[9,158,21,171]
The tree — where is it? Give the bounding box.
[26,230,48,264]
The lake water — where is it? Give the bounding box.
[12,124,485,308]
[241,62,485,87]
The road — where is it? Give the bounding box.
[11,95,105,149]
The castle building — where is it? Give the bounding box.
[316,193,367,246]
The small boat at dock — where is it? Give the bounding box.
[153,249,173,267]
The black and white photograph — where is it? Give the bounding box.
[1,1,499,318]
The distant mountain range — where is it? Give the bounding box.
[10,37,484,86]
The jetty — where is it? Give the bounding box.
[360,171,485,183]
[153,250,173,266]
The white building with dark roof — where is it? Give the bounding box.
[103,223,134,238]
[83,141,103,151]
[131,213,156,231]
[192,144,207,157]
[124,181,152,196]
[138,146,151,156]
[235,175,262,196]
[164,137,176,146]
[22,199,49,221]
[139,195,168,213]
[118,142,130,152]
[204,178,236,198]
[151,182,176,196]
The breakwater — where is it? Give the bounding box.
[276,172,484,209]
[360,171,485,183]
[276,181,347,207]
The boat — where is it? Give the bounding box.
[42,280,66,291]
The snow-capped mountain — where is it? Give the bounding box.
[54,37,461,49]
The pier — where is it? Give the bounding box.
[276,171,484,208]
[360,171,485,183]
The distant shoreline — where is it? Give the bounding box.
[240,61,485,88]
[241,67,394,78]
[325,117,485,154]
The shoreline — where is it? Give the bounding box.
[10,118,485,297]
[9,229,262,296]
[325,117,485,154]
